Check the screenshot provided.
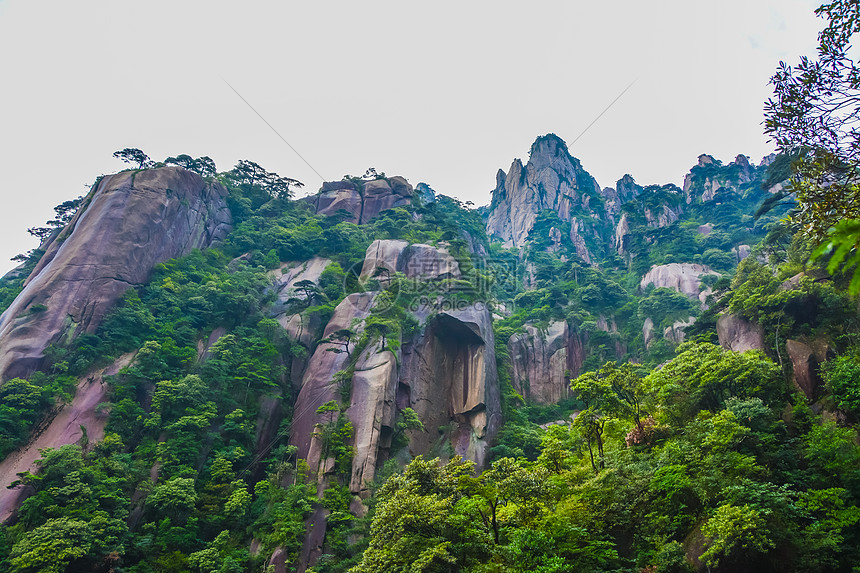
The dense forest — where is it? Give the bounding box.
[1,2,860,572]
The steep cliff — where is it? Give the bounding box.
[0,167,231,381]
[303,175,413,224]
[486,134,604,259]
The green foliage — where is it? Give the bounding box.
[823,355,860,417]
[701,504,775,567]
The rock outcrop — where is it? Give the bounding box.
[400,305,501,466]
[508,321,577,404]
[716,314,765,352]
[640,263,719,305]
[683,154,755,204]
[0,352,135,522]
[642,317,655,349]
[486,134,602,253]
[304,176,413,224]
[786,339,834,400]
[290,292,377,467]
[270,257,333,386]
[359,240,460,282]
[0,167,231,381]
[664,316,696,344]
[346,340,398,495]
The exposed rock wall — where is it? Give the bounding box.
[270,258,333,387]
[0,352,135,523]
[786,339,834,400]
[486,134,602,251]
[682,154,754,203]
[346,340,397,495]
[640,263,719,305]
[664,317,696,344]
[359,239,461,282]
[400,306,501,466]
[0,167,231,381]
[716,314,765,353]
[304,176,413,224]
[508,321,574,404]
[290,293,377,467]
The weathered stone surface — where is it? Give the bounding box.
[683,154,754,204]
[664,316,696,344]
[486,134,602,251]
[271,258,333,387]
[717,314,765,352]
[786,339,833,400]
[414,182,437,205]
[614,213,630,255]
[307,183,363,223]
[643,317,655,349]
[0,167,231,382]
[359,240,409,281]
[304,176,413,225]
[347,341,398,495]
[640,263,719,300]
[400,305,501,466]
[401,244,460,280]
[732,244,751,262]
[359,240,460,282]
[290,293,377,467]
[509,321,574,404]
[0,352,135,523]
[272,258,332,307]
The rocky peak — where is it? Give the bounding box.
[486,134,602,251]
[697,154,716,167]
[0,166,231,381]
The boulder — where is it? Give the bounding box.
[401,244,460,280]
[0,167,231,381]
[305,177,413,225]
[664,316,696,344]
[359,240,409,281]
[786,339,833,400]
[307,181,362,223]
[640,263,719,301]
[359,240,460,282]
[508,321,572,404]
[716,314,765,352]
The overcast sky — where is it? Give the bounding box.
[0,0,824,275]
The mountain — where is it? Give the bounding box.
[0,138,856,572]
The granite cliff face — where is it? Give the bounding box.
[287,240,501,569]
[486,135,603,259]
[640,263,720,306]
[508,321,581,405]
[303,176,413,224]
[0,167,231,381]
[485,136,772,268]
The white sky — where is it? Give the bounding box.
[0,0,824,275]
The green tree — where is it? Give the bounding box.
[113,147,153,169]
[701,504,775,567]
